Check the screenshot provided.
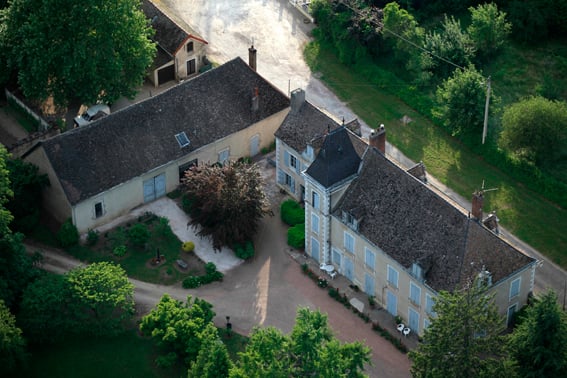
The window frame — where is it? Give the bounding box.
[311,213,319,234]
[94,201,104,219]
[344,231,354,254]
[187,41,194,52]
[425,293,436,316]
[312,191,320,210]
[387,265,399,289]
[409,281,421,307]
[509,277,521,300]
[364,247,375,271]
[218,148,230,164]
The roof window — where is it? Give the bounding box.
[175,132,190,148]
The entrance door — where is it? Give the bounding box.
[250,134,260,157]
[386,290,397,316]
[143,173,166,203]
[344,256,354,281]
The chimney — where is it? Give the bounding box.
[290,88,305,114]
[248,45,257,71]
[471,191,484,220]
[251,87,259,111]
[368,124,386,154]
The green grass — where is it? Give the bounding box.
[15,331,186,378]
[65,215,204,284]
[304,41,567,268]
[13,327,248,378]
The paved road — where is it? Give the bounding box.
[30,206,411,378]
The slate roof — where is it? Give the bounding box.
[305,127,362,188]
[333,147,534,292]
[39,57,289,205]
[275,100,341,153]
[142,0,207,57]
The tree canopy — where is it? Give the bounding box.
[499,96,567,166]
[66,261,135,335]
[181,161,270,249]
[0,299,26,374]
[230,307,371,377]
[507,290,567,378]
[1,0,156,107]
[140,294,215,366]
[409,279,506,378]
[467,3,511,61]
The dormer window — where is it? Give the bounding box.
[342,210,358,231]
[477,267,492,288]
[411,263,424,281]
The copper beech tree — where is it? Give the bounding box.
[181,161,270,250]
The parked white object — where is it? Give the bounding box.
[74,104,110,127]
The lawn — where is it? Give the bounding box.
[65,212,206,284]
[13,327,249,378]
[304,41,567,268]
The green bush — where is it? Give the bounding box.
[155,217,174,239]
[86,229,99,246]
[57,219,79,248]
[233,240,255,260]
[287,223,305,249]
[182,276,202,289]
[113,245,127,257]
[128,223,150,247]
[182,194,195,214]
[280,199,304,226]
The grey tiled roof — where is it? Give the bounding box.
[275,101,341,153]
[334,147,534,292]
[143,0,206,56]
[40,57,289,205]
[305,127,361,188]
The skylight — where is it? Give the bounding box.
[175,132,190,148]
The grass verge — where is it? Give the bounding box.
[304,41,567,268]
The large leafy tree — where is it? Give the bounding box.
[410,279,507,378]
[140,294,215,366]
[188,323,232,378]
[182,161,270,250]
[6,158,49,233]
[230,308,371,377]
[0,299,26,374]
[467,3,511,61]
[434,66,496,139]
[0,145,13,237]
[499,96,567,166]
[1,0,156,107]
[18,273,75,344]
[66,262,135,335]
[507,290,567,378]
[382,2,424,71]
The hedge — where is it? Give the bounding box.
[287,223,305,249]
[281,199,304,226]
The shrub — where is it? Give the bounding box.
[318,277,328,288]
[155,352,178,368]
[280,200,304,226]
[128,223,150,247]
[155,217,174,238]
[113,245,127,257]
[182,276,202,289]
[182,194,195,214]
[57,219,79,247]
[287,223,305,249]
[86,229,99,246]
[182,241,195,252]
[233,240,255,260]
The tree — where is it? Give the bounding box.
[434,66,495,138]
[188,323,232,378]
[0,145,13,237]
[507,290,567,378]
[181,161,270,249]
[230,308,371,377]
[467,3,511,61]
[499,96,567,166]
[0,300,26,374]
[18,273,75,344]
[409,279,506,378]
[6,158,49,233]
[66,262,135,335]
[140,294,215,366]
[1,0,156,107]
[422,15,475,79]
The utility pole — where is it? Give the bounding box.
[482,76,491,144]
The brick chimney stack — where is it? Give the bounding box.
[471,191,484,221]
[248,45,257,72]
[368,124,386,154]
